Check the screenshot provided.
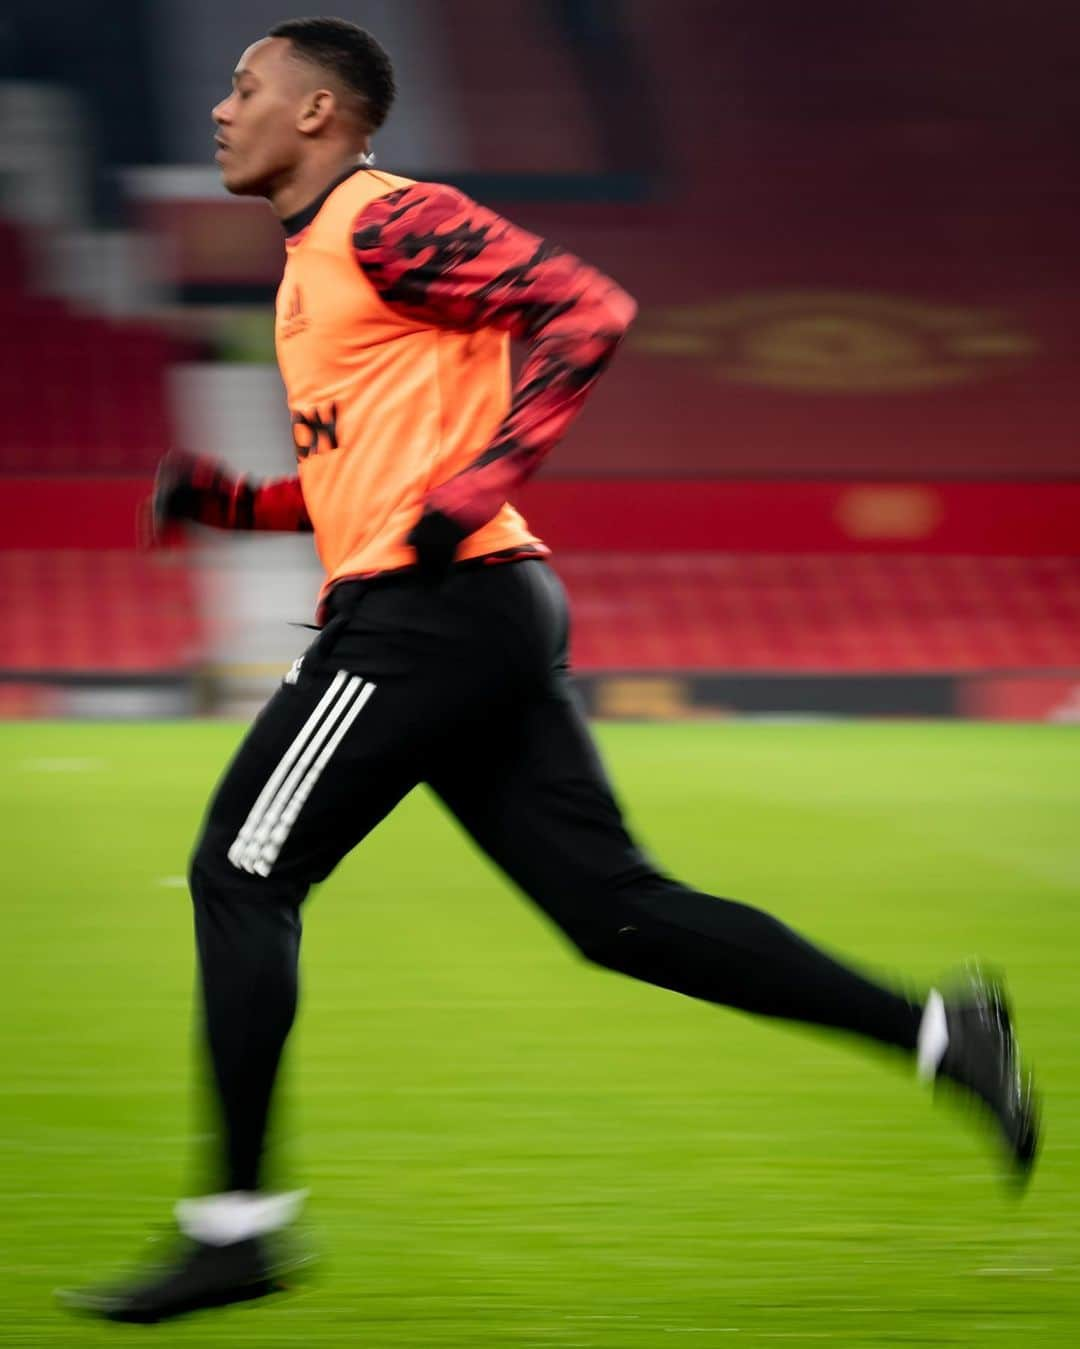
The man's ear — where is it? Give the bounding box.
[297,88,336,137]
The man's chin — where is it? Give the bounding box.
[218,166,266,198]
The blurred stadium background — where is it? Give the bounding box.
[2,4,1080,1345]
[2,0,1078,720]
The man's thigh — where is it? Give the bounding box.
[196,565,567,898]
[428,677,656,930]
[195,646,418,894]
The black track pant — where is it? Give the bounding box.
[189,561,921,1192]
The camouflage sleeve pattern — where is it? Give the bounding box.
[161,451,312,532]
[247,475,313,532]
[351,181,637,534]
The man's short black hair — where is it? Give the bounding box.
[268,16,396,130]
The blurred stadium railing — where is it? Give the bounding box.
[2,0,1078,720]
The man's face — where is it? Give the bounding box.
[211,38,310,196]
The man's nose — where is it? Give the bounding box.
[212,99,230,125]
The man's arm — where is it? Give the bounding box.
[351,182,637,560]
[151,449,312,536]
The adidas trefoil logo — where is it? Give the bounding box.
[280,285,310,340]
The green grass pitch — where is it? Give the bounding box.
[2,720,1078,1346]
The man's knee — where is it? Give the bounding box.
[188,824,232,902]
[552,873,675,974]
[571,920,640,973]
[187,825,306,915]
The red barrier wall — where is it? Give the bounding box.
[517,479,1080,554]
[6,476,1078,555]
[3,479,151,549]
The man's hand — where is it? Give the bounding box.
[140,451,313,546]
[407,509,468,581]
[140,449,235,545]
[152,448,208,530]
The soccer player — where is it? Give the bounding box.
[63,17,1038,1324]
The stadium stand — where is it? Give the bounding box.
[8,1,1078,718]
[442,0,603,174]
[0,213,201,700]
[0,550,201,674]
[0,304,170,474]
[558,553,1080,674]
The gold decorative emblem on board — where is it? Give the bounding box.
[632,292,1034,392]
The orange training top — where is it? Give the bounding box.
[267,165,636,612]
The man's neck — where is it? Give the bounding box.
[269,153,366,221]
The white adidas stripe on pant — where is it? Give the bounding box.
[227,671,376,877]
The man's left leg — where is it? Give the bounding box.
[431,681,922,1048]
[429,676,1038,1174]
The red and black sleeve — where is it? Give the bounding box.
[154,450,312,533]
[243,475,312,532]
[351,181,637,536]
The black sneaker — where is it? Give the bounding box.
[935,971,1041,1182]
[57,1233,295,1324]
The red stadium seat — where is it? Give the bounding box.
[0,550,203,673]
[0,296,170,474]
[557,553,1080,673]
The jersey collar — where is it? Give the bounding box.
[281,163,369,239]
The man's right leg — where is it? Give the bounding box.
[61,646,418,1322]
[61,570,560,1323]
[189,655,421,1210]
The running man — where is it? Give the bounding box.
[64,17,1038,1324]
